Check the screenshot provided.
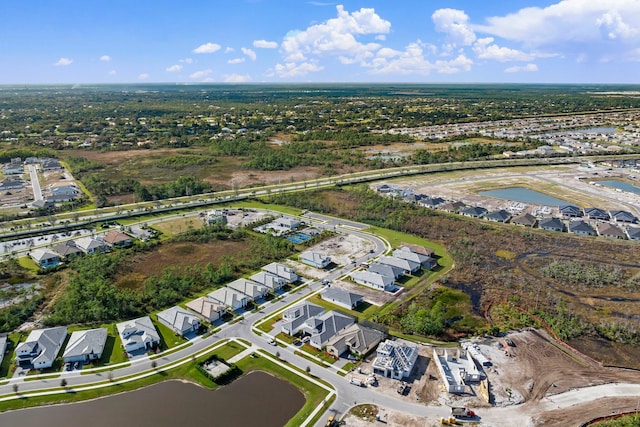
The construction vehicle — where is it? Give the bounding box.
[325,415,337,427]
[504,337,515,347]
[450,407,475,418]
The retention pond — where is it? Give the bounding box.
[479,187,569,206]
[0,371,305,427]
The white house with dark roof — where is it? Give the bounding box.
[75,236,107,254]
[186,297,226,322]
[584,207,610,221]
[116,316,160,353]
[226,278,268,302]
[281,301,325,336]
[207,287,247,311]
[29,248,60,269]
[52,240,82,260]
[322,288,363,310]
[568,220,596,236]
[560,205,583,218]
[610,210,638,224]
[627,227,640,241]
[372,339,419,380]
[250,271,285,291]
[539,217,565,232]
[511,212,537,227]
[485,209,511,223]
[351,270,395,291]
[378,255,420,274]
[15,326,67,369]
[300,251,331,269]
[157,306,201,336]
[302,311,355,350]
[62,328,108,363]
[274,216,300,230]
[262,262,299,283]
[325,324,385,358]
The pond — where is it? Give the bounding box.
[598,180,640,196]
[0,371,305,427]
[479,187,569,206]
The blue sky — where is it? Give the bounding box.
[1,0,639,84]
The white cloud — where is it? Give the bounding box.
[193,42,221,54]
[366,41,471,75]
[253,39,278,49]
[242,47,257,61]
[166,64,183,72]
[280,5,390,66]
[504,63,538,73]
[224,47,235,53]
[109,70,117,75]
[472,37,535,62]
[228,58,245,64]
[275,61,323,78]
[476,0,640,48]
[224,73,252,83]
[99,55,111,62]
[138,73,149,80]
[432,8,476,47]
[189,69,213,79]
[375,34,386,41]
[179,58,193,64]
[54,57,73,66]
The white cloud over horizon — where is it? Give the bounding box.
[224,73,251,82]
[505,63,539,73]
[99,55,111,62]
[189,69,213,79]
[166,64,183,72]
[253,39,278,49]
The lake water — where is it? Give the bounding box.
[599,180,640,196]
[0,371,305,427]
[479,187,569,206]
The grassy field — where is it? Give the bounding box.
[150,314,187,349]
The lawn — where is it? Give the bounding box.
[307,295,377,322]
[0,334,17,379]
[211,341,246,361]
[17,256,40,273]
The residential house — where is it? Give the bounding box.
[321,288,363,310]
[438,201,466,213]
[41,158,62,170]
[262,262,299,283]
[52,240,82,260]
[75,236,107,254]
[325,324,385,358]
[372,339,419,380]
[302,311,355,350]
[598,223,626,239]
[102,230,133,248]
[186,297,226,323]
[116,316,160,353]
[281,302,325,336]
[351,270,395,291]
[568,220,596,236]
[627,227,640,241]
[398,243,434,258]
[460,206,488,218]
[417,196,445,209]
[300,251,331,269]
[1,162,23,175]
[29,248,60,269]
[376,184,399,194]
[226,278,269,302]
[485,209,511,223]
[393,247,437,269]
[538,217,565,232]
[157,306,201,336]
[249,271,285,291]
[584,207,610,221]
[367,262,404,280]
[0,177,24,190]
[610,210,639,224]
[15,326,67,369]
[511,212,537,227]
[207,287,247,311]
[0,334,7,366]
[62,328,108,364]
[126,225,156,242]
[378,255,420,274]
[559,205,583,218]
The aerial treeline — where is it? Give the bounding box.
[412,141,543,164]
[0,295,45,333]
[291,129,413,147]
[43,225,294,325]
[0,148,57,163]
